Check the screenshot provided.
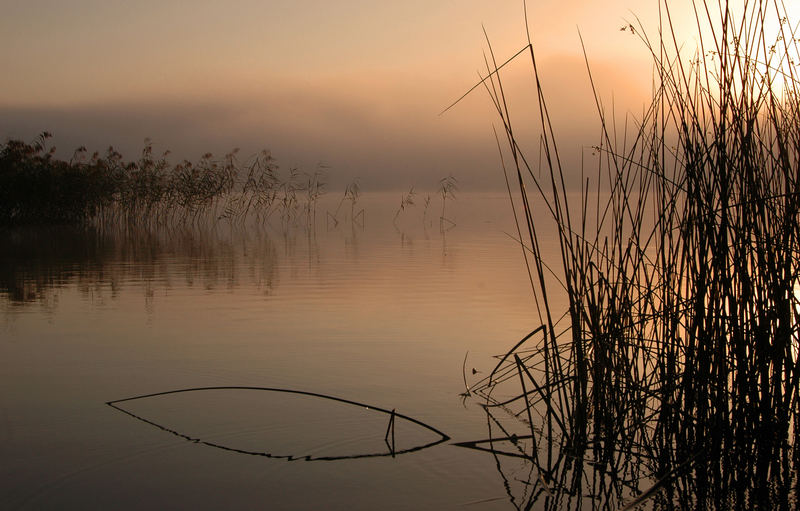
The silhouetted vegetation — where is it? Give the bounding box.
[0,133,113,225]
[1,134,459,234]
[107,387,449,461]
[459,0,800,508]
[0,133,328,227]
[327,178,364,228]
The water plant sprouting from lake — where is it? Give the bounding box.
[390,177,459,230]
[459,0,800,508]
[0,135,334,229]
[326,178,364,228]
[438,174,458,231]
[393,186,416,226]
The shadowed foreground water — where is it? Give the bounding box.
[3,192,795,509]
[1,193,548,510]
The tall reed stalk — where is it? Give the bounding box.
[463,1,800,508]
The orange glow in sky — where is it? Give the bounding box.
[1,1,788,190]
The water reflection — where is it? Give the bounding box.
[0,223,285,309]
[107,387,450,462]
[458,328,799,510]
[1,192,550,510]
[0,190,474,315]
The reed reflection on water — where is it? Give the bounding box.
[1,192,546,510]
[3,196,796,510]
[3,182,799,509]
[0,222,280,307]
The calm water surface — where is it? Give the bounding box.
[2,192,556,510]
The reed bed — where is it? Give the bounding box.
[462,1,800,508]
[0,134,328,228]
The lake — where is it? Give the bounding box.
[2,192,565,510]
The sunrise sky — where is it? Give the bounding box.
[0,1,732,190]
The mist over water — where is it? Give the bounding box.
[5,1,800,508]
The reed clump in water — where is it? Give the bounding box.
[462,0,800,508]
[439,174,458,231]
[0,133,111,225]
[0,134,329,228]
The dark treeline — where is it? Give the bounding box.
[0,132,325,227]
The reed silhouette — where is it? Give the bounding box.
[456,0,800,508]
[0,135,332,229]
[107,387,449,462]
[439,175,458,232]
[393,186,416,225]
